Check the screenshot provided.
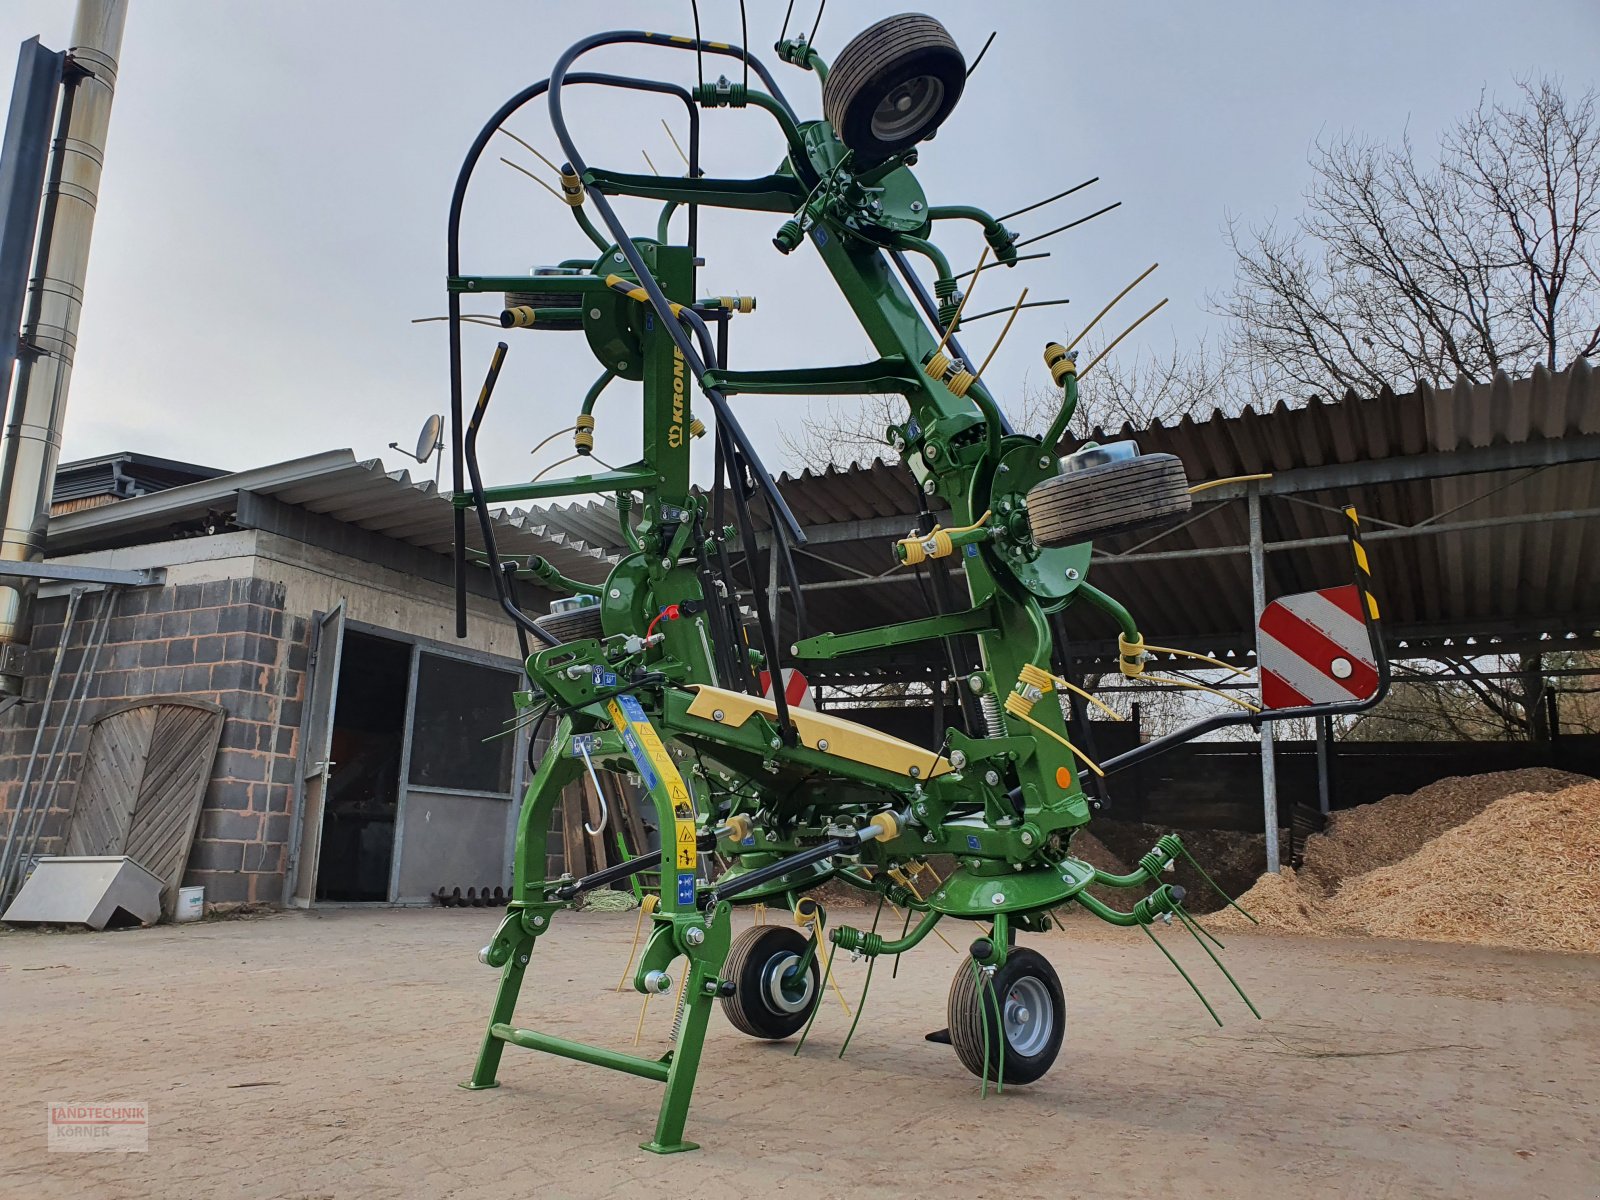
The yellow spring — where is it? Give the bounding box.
[719,295,756,313]
[1118,631,1147,678]
[560,167,584,206]
[574,413,596,453]
[689,417,706,439]
[503,306,538,328]
[1043,341,1077,385]
[1017,662,1054,693]
[1003,689,1036,719]
[899,527,953,566]
[946,370,976,397]
[924,350,953,381]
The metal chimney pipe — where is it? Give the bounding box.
[0,0,127,695]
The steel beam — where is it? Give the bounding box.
[0,560,162,586]
[1248,483,1280,874]
[1197,434,1600,502]
[1091,506,1600,566]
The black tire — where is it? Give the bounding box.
[1025,453,1192,547]
[531,604,604,645]
[720,925,822,1040]
[823,14,966,166]
[502,266,586,331]
[947,947,1065,1085]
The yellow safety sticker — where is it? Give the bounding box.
[607,694,698,821]
[676,819,698,869]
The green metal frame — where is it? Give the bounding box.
[449,25,1288,1155]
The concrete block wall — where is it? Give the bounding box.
[0,577,310,907]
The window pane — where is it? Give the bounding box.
[407,653,517,793]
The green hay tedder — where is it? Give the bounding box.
[443,13,1389,1154]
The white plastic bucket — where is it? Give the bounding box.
[175,885,204,923]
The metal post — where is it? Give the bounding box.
[766,542,780,639]
[1248,482,1280,873]
[1315,713,1332,817]
[0,0,128,694]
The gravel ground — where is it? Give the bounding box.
[2,906,1598,1200]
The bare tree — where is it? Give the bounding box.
[781,334,1244,469]
[1065,334,1257,443]
[779,383,1059,470]
[1221,77,1600,399]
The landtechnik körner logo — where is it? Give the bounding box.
[46,1102,148,1153]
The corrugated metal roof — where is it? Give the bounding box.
[518,365,1598,669]
[47,449,617,582]
[527,363,1600,673]
[44,364,1598,677]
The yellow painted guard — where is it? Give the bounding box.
[684,685,954,779]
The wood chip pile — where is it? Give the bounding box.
[1213,770,1599,952]
[1299,767,1592,891]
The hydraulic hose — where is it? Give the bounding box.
[447,68,702,634]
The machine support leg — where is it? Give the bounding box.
[644,955,718,1154]
[462,925,535,1090]
[1248,483,1281,873]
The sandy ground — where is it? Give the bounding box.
[2,906,1598,1200]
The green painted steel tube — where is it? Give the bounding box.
[450,274,615,294]
[571,204,611,251]
[1041,371,1079,454]
[581,368,617,416]
[896,235,953,286]
[1074,884,1184,927]
[1091,866,1156,889]
[746,89,810,165]
[1072,892,1145,927]
[926,204,1002,232]
[615,490,644,553]
[656,200,678,243]
[523,555,603,597]
[490,1023,670,1082]
[831,907,946,956]
[1077,582,1140,642]
[461,467,657,504]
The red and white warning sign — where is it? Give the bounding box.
[1257,584,1379,709]
[759,667,815,711]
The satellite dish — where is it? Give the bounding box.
[415,414,444,463]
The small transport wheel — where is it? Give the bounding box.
[531,604,604,645]
[501,266,586,331]
[1025,452,1192,547]
[720,925,823,1040]
[822,14,967,166]
[947,947,1065,1085]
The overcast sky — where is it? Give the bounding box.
[2,1,1596,489]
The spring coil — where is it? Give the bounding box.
[980,692,1005,739]
[668,971,688,1043]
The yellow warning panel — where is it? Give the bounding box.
[675,819,697,869]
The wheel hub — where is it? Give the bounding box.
[1002,977,1054,1057]
[872,75,944,141]
[763,952,815,1014]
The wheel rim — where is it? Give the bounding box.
[1002,976,1054,1057]
[870,75,945,142]
[762,951,814,1015]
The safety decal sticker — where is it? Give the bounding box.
[677,872,696,904]
[606,696,696,821]
[675,819,698,869]
[967,834,981,850]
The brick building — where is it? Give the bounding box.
[0,449,610,909]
